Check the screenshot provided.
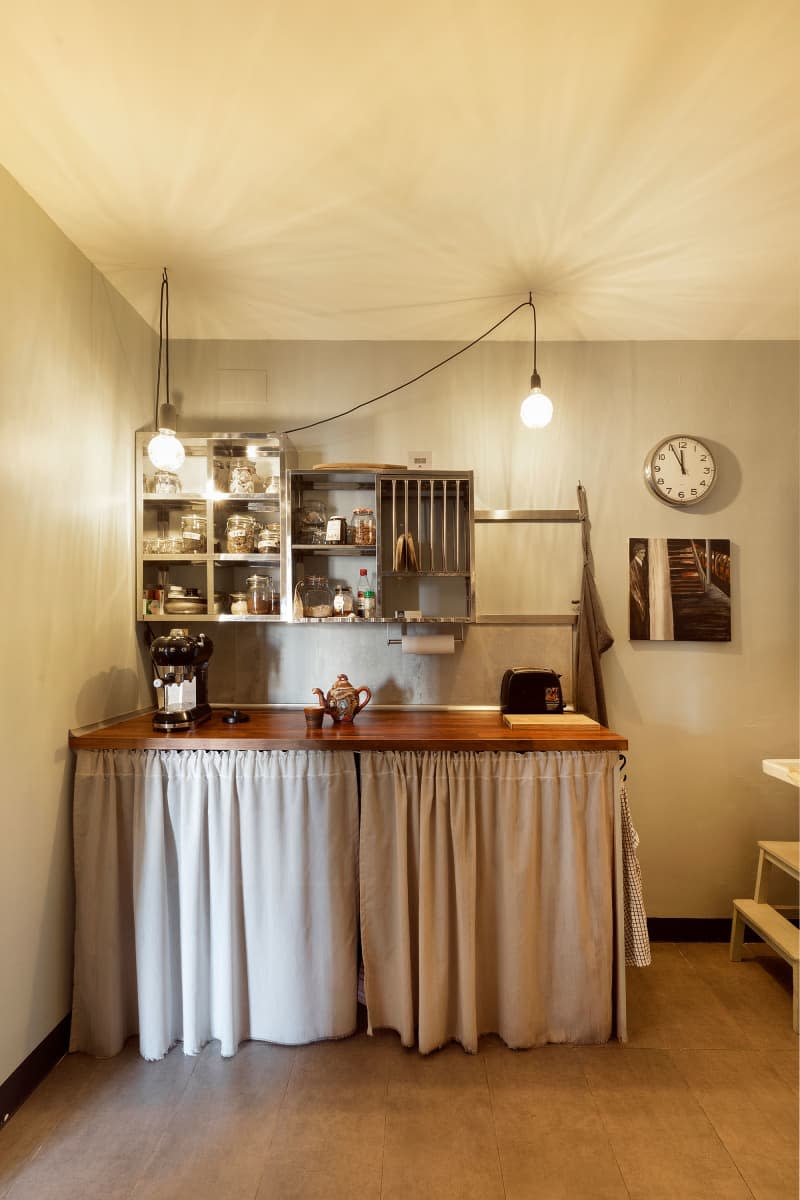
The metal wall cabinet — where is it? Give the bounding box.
[135,432,296,623]
[287,468,475,623]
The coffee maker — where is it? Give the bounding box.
[150,628,213,731]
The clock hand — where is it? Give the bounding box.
[668,443,688,475]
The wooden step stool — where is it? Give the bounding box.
[730,840,799,1033]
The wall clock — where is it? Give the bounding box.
[643,435,717,506]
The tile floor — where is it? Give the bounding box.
[0,944,797,1200]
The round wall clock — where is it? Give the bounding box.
[643,434,717,506]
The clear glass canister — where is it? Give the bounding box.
[154,469,181,496]
[228,462,258,495]
[256,522,281,553]
[230,591,248,615]
[300,574,334,618]
[226,514,256,553]
[245,574,272,615]
[352,507,376,546]
[180,514,207,552]
[333,585,354,615]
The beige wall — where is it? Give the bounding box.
[172,337,799,918]
[0,168,154,1084]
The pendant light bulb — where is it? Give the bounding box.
[520,371,553,429]
[147,402,185,470]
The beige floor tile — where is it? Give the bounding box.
[128,1041,295,1200]
[626,964,752,1049]
[0,1053,99,1199]
[256,1157,383,1199]
[758,1050,799,1092]
[578,1045,717,1140]
[644,942,698,971]
[485,1043,606,1140]
[610,1131,753,1199]
[4,1043,197,1200]
[669,1049,798,1170]
[687,956,797,1050]
[380,1134,505,1200]
[725,1146,800,1200]
[499,1129,628,1199]
[678,942,781,970]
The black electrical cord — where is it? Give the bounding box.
[281,292,538,435]
[153,268,170,426]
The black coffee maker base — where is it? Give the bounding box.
[152,706,213,732]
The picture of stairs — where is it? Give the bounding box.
[629,538,731,641]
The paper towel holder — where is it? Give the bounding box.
[387,621,465,647]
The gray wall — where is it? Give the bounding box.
[171,337,800,918]
[0,166,797,1088]
[0,167,155,1084]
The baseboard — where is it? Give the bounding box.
[648,917,734,942]
[0,1014,71,1127]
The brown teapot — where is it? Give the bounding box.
[312,674,372,723]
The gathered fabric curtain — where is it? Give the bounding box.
[70,749,359,1060]
[358,749,618,1054]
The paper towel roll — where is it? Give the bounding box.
[401,634,455,655]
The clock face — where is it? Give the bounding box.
[644,435,717,506]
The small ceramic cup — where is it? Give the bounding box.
[303,706,325,730]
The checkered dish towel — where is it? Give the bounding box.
[621,780,651,966]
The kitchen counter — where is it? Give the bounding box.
[69,707,628,752]
[69,707,636,1059]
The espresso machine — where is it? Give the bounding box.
[150,628,214,730]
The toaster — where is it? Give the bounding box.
[500,667,564,714]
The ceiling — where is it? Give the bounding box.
[1,0,798,341]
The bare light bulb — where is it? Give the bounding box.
[520,371,553,429]
[147,402,185,470]
[147,430,185,471]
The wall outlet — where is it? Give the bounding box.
[408,450,432,469]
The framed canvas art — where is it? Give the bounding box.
[629,538,731,641]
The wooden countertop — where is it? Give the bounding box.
[69,709,627,753]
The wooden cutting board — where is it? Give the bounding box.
[502,713,601,728]
[312,462,406,470]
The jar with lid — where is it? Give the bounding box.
[296,504,327,545]
[154,469,181,496]
[298,575,334,618]
[351,507,376,546]
[333,585,354,616]
[228,462,258,495]
[230,591,248,615]
[245,574,272,615]
[180,514,207,552]
[256,522,281,554]
[226,513,256,553]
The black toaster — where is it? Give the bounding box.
[500,667,564,714]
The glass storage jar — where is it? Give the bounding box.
[296,504,327,545]
[228,462,258,495]
[333,585,354,615]
[351,507,376,546]
[230,591,248,615]
[180,514,207,552]
[256,522,281,554]
[154,469,181,496]
[226,514,256,553]
[299,575,334,618]
[245,574,272,615]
